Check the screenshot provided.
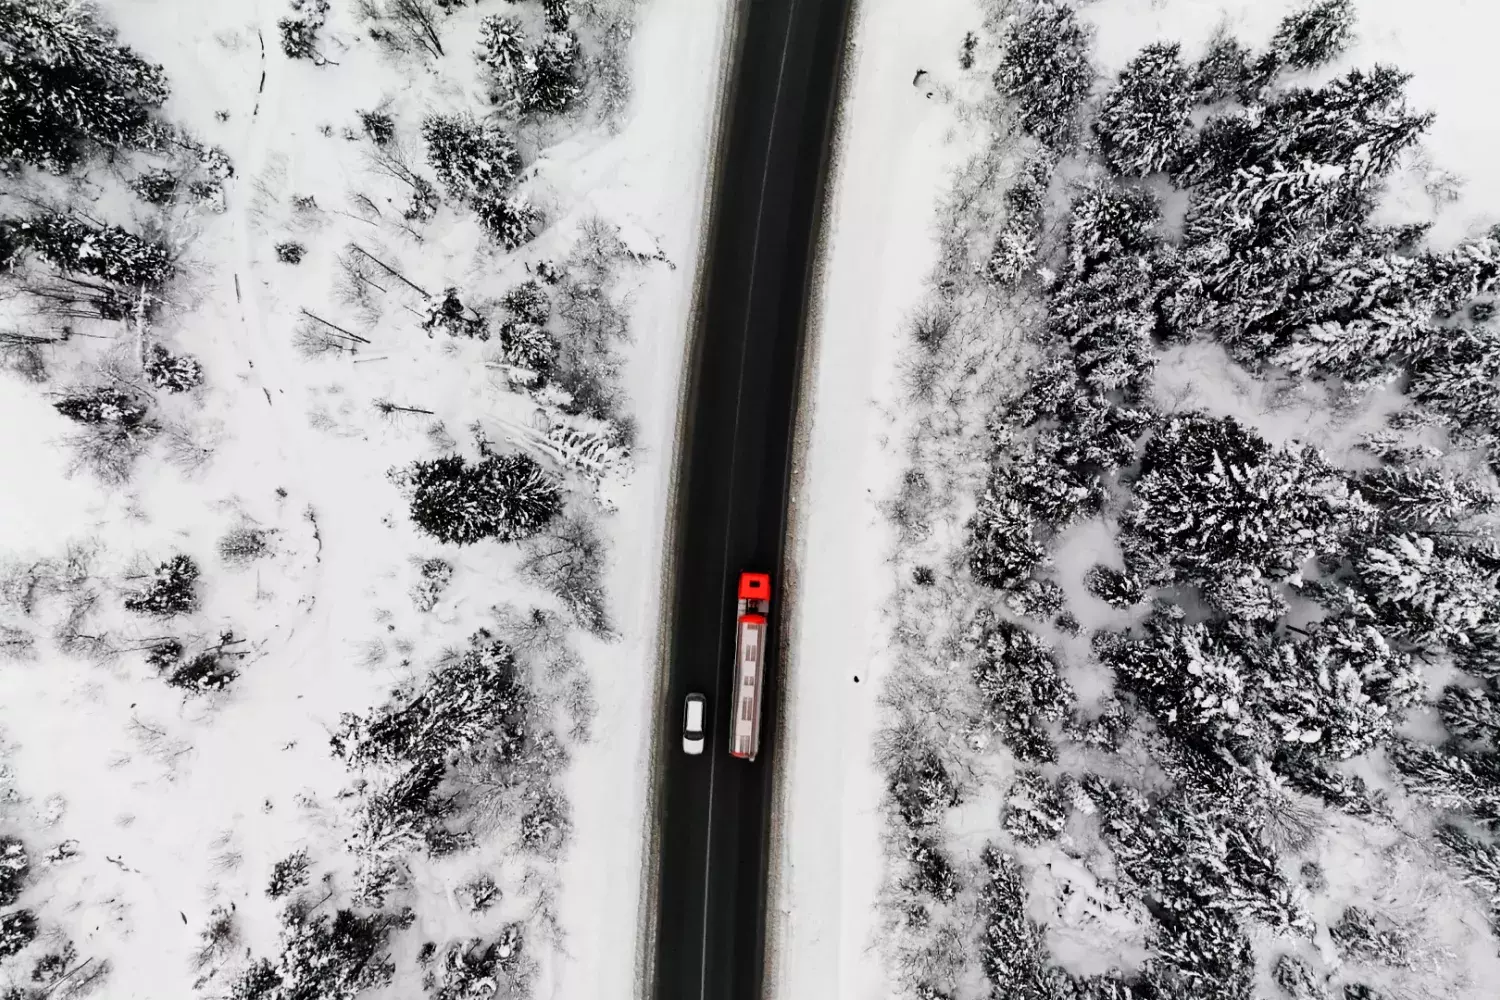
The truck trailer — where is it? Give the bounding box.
[729,571,770,761]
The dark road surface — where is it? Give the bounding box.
[646,0,852,998]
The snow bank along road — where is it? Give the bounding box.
[644,0,853,997]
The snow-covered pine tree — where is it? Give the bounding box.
[1264,0,1357,74]
[1354,533,1497,648]
[1440,683,1500,744]
[5,213,175,287]
[1202,573,1289,622]
[1119,413,1363,584]
[278,0,330,60]
[53,388,149,428]
[395,451,562,545]
[977,847,1073,997]
[1049,183,1165,394]
[0,837,26,906]
[1095,42,1193,176]
[1354,466,1498,527]
[420,287,485,338]
[143,344,205,392]
[420,113,522,207]
[993,0,1093,152]
[477,15,533,115]
[527,30,582,115]
[0,0,169,171]
[331,630,524,771]
[967,488,1048,590]
[1190,31,1255,105]
[1434,823,1500,928]
[123,554,200,617]
[231,907,411,1000]
[541,0,571,32]
[0,908,36,959]
[1272,953,1328,999]
[1410,325,1500,442]
[969,610,1074,762]
[1387,738,1500,823]
[983,157,1049,287]
[474,192,541,251]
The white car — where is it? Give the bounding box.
[682,693,707,755]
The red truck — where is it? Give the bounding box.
[729,572,771,761]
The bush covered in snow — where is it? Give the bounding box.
[143,344,204,392]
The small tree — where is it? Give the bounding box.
[231,907,411,1000]
[527,31,582,115]
[266,850,311,899]
[123,554,200,617]
[395,452,562,545]
[967,490,1047,590]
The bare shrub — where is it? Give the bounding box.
[520,512,610,636]
[217,526,270,567]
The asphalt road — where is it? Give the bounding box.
[647,0,852,998]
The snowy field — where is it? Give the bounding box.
[774,1,1500,999]
[0,0,729,996]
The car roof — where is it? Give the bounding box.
[685,695,704,728]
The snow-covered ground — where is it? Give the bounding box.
[771,0,1500,998]
[0,0,730,995]
[767,0,982,996]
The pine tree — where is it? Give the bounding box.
[1265,0,1357,73]
[503,280,549,325]
[396,452,562,545]
[0,837,26,906]
[0,0,169,171]
[887,750,960,829]
[1433,823,1500,928]
[1203,574,1288,622]
[5,213,175,287]
[1354,466,1497,527]
[123,554,200,617]
[1002,770,1071,846]
[1120,413,1363,584]
[528,31,582,115]
[53,388,149,427]
[1387,738,1500,823]
[420,287,485,338]
[1084,564,1145,609]
[332,631,524,771]
[231,907,410,1000]
[1190,32,1255,104]
[265,850,311,899]
[967,489,1047,590]
[143,344,205,392]
[993,0,1093,151]
[1410,326,1500,440]
[278,0,330,60]
[474,192,541,251]
[1095,42,1192,176]
[1355,533,1497,648]
[1440,683,1500,743]
[983,159,1048,286]
[1329,906,1410,967]
[0,908,36,960]
[476,15,533,115]
[977,847,1073,997]
[420,113,521,206]
[969,611,1074,762]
